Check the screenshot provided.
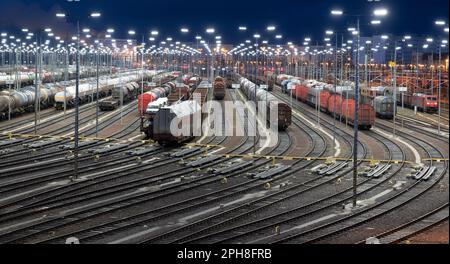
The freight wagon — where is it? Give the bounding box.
[213,76,226,100]
[137,86,171,114]
[374,96,395,119]
[289,81,375,130]
[359,86,395,119]
[0,72,145,118]
[152,100,202,145]
[265,71,276,91]
[240,76,292,130]
[54,70,156,110]
[339,92,375,129]
[0,67,113,88]
[141,81,206,142]
[0,84,60,118]
[140,97,169,139]
[99,82,139,111]
[167,84,191,104]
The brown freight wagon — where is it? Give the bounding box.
[270,101,292,130]
[213,76,226,100]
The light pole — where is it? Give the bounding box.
[180,27,189,73]
[63,40,69,119]
[75,20,80,180]
[57,6,101,180]
[437,40,447,135]
[195,36,201,75]
[95,39,100,137]
[238,26,247,75]
[34,33,40,135]
[353,17,361,207]
[128,29,146,116]
[206,28,215,81]
[393,43,401,138]
[331,6,388,207]
[253,33,261,155]
[141,34,145,114]
[435,20,447,135]
[326,29,338,155]
[150,30,159,70]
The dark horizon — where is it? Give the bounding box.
[0,0,448,45]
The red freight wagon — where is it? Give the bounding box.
[293,84,308,102]
[327,94,344,117]
[341,99,375,129]
[320,90,331,112]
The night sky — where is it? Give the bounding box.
[0,0,448,44]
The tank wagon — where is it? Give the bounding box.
[0,67,114,88]
[149,72,175,89]
[0,84,60,118]
[142,72,176,92]
[54,70,156,110]
[239,76,292,130]
[99,82,139,111]
[138,81,181,114]
[0,74,125,118]
[137,85,171,114]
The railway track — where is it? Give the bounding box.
[0,96,223,207]
[84,84,376,244]
[140,113,362,244]
[164,87,405,244]
[0,81,446,245]
[394,114,450,139]
[0,99,103,139]
[357,203,448,244]
[248,85,448,244]
[0,84,332,243]
[0,100,136,166]
[33,110,311,244]
[269,119,447,244]
[0,116,145,193]
[0,108,60,131]
[0,71,126,133]
[0,87,264,243]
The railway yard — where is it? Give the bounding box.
[0,68,447,245]
[0,0,448,246]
